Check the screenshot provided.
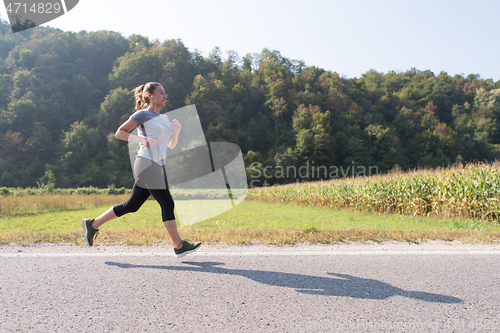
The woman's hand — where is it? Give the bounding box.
[143,137,157,147]
[171,119,181,134]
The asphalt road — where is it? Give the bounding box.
[1,242,500,332]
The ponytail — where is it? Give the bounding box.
[131,82,162,111]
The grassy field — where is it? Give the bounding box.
[2,161,500,245]
[1,200,499,245]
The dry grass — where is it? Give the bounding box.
[0,194,130,217]
[1,227,500,245]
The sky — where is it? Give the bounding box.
[1,0,499,81]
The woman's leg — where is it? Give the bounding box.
[92,207,118,229]
[136,157,184,248]
[93,182,151,229]
[148,187,182,249]
[163,219,183,249]
[83,182,151,246]
[145,173,201,256]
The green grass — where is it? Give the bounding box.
[0,202,163,233]
[195,200,500,232]
[1,199,499,233]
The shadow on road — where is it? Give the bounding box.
[105,261,462,303]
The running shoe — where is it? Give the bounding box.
[82,218,99,246]
[174,240,202,258]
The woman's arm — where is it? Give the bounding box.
[167,131,179,149]
[115,117,157,147]
[167,119,181,149]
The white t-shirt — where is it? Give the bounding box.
[131,108,173,166]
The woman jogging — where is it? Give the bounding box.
[82,82,201,258]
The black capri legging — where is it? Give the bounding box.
[113,157,175,221]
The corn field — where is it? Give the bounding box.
[247,162,500,223]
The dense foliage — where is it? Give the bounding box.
[1,19,499,188]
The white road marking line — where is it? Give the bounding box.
[1,250,500,258]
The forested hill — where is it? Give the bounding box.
[1,20,499,188]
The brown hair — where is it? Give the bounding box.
[131,82,163,111]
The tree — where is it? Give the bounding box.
[19,49,35,69]
[25,122,54,165]
[365,124,395,171]
[98,88,134,136]
[10,70,43,100]
[0,130,24,160]
[59,121,102,186]
[128,34,151,51]
[66,74,101,124]
[185,73,226,132]
[109,47,163,90]
[158,39,195,109]
[474,88,500,116]
[270,97,287,152]
[292,104,332,165]
[3,95,37,135]
[242,53,253,72]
